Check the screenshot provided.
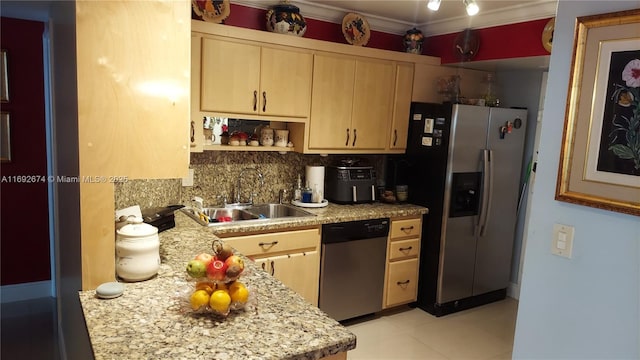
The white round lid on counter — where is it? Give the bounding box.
[116,222,158,237]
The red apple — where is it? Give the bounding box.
[194,253,213,266]
[224,255,245,278]
[206,259,228,281]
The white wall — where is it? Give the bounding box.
[513,1,640,359]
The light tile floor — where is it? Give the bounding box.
[344,297,518,360]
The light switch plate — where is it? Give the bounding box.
[551,223,574,258]
[182,168,194,187]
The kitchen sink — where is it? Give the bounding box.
[245,203,315,219]
[181,203,314,227]
[181,207,261,226]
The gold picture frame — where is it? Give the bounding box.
[1,111,10,162]
[555,9,640,216]
[1,50,8,102]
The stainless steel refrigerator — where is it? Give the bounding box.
[387,102,527,316]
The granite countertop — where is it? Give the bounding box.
[79,202,428,360]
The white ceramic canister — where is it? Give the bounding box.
[115,223,160,281]
[274,129,289,147]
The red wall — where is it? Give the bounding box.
[423,18,552,63]
[216,3,406,52]
[214,4,550,62]
[0,17,51,285]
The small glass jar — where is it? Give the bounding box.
[482,73,499,107]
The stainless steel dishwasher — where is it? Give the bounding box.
[319,218,389,321]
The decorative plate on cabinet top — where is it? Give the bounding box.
[541,17,555,53]
[192,0,230,24]
[342,13,370,46]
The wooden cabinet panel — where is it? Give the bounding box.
[389,63,414,151]
[390,218,422,239]
[201,38,261,114]
[76,0,189,179]
[351,59,394,150]
[388,238,421,261]
[270,251,319,305]
[260,47,312,118]
[308,54,356,149]
[386,258,419,307]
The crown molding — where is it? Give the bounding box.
[418,1,558,36]
[232,0,557,36]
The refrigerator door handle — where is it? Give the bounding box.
[480,149,494,237]
[476,149,490,236]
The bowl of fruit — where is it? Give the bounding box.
[183,240,252,316]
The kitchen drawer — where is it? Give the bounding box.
[385,258,418,307]
[388,238,420,261]
[389,217,421,239]
[222,228,320,257]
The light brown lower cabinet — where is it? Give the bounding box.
[383,216,422,309]
[220,228,320,305]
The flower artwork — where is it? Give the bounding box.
[598,53,640,176]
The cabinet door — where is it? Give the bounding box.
[308,54,356,149]
[350,59,394,150]
[389,63,414,150]
[200,38,260,114]
[260,47,312,118]
[270,251,319,305]
[385,258,419,307]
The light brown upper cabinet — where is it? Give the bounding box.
[200,37,312,119]
[308,53,394,152]
[388,62,414,152]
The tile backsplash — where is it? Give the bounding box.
[114,152,384,211]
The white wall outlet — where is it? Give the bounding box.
[551,223,575,258]
[182,168,194,187]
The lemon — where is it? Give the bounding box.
[229,283,249,304]
[190,289,210,310]
[195,281,215,294]
[209,289,231,313]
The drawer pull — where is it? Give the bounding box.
[399,246,413,252]
[396,280,411,286]
[400,226,414,232]
[258,241,279,247]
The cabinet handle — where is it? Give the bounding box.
[190,121,195,143]
[261,262,266,271]
[258,241,279,247]
[345,129,350,146]
[253,90,258,111]
[399,246,413,252]
[262,91,267,112]
[270,260,275,276]
[393,129,398,146]
[352,129,357,146]
[397,280,410,286]
[401,226,414,232]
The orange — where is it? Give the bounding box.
[190,289,210,310]
[229,282,249,304]
[195,281,215,294]
[209,289,231,313]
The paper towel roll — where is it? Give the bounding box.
[305,166,325,203]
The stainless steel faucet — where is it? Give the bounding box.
[233,167,265,205]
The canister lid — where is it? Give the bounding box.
[117,223,158,237]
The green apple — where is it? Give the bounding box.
[186,259,207,278]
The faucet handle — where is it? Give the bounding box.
[215,194,228,207]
